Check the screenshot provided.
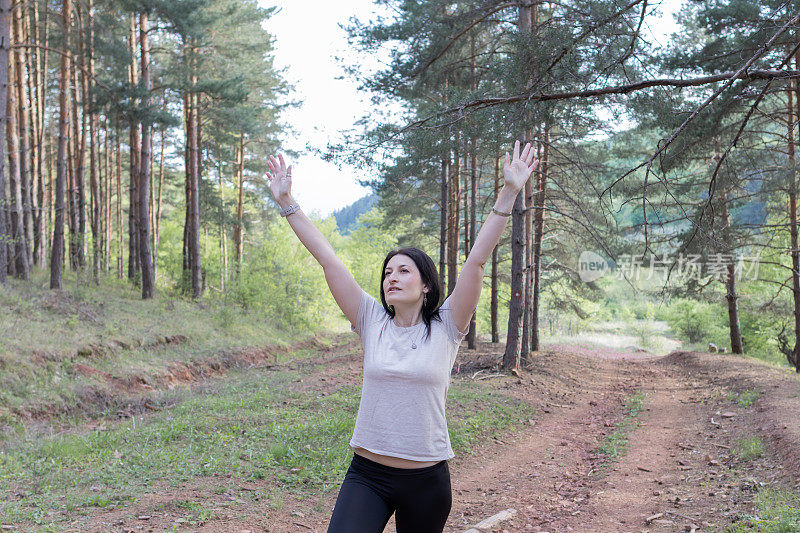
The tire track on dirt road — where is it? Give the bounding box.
[451,349,800,533]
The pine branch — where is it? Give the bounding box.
[407,69,800,130]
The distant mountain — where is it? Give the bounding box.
[332,193,379,235]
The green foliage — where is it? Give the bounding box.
[230,217,341,330]
[735,436,765,461]
[739,310,779,358]
[665,298,726,344]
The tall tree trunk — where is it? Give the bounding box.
[447,136,460,295]
[103,115,110,271]
[67,72,77,271]
[438,155,448,293]
[137,12,154,299]
[46,125,52,255]
[461,150,469,331]
[0,0,10,282]
[522,4,541,361]
[115,117,122,278]
[503,3,532,370]
[22,0,42,267]
[12,0,32,268]
[86,0,100,283]
[72,3,86,271]
[7,37,28,279]
[127,15,139,280]
[787,71,800,370]
[789,179,800,370]
[491,154,499,343]
[530,127,550,352]
[466,143,478,349]
[182,93,190,287]
[521,143,534,361]
[190,88,202,298]
[466,37,479,348]
[50,0,70,289]
[234,133,244,274]
[67,29,82,271]
[182,43,202,299]
[218,161,226,291]
[149,133,154,267]
[34,0,48,265]
[503,177,526,369]
[154,116,165,277]
[719,188,743,354]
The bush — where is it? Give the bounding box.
[739,310,779,356]
[665,299,725,344]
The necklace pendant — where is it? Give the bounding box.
[411,342,417,349]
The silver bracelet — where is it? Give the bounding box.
[491,207,512,217]
[280,203,300,217]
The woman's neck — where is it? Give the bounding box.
[392,304,423,327]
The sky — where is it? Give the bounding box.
[260,0,685,219]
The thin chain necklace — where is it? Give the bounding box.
[393,317,425,349]
[410,322,424,349]
[391,295,427,349]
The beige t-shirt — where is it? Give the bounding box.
[349,288,468,461]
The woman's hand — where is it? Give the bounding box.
[503,140,539,193]
[266,154,293,202]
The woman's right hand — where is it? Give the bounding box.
[266,154,293,202]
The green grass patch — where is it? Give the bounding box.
[724,488,800,532]
[735,436,765,461]
[161,499,215,527]
[593,392,646,465]
[0,268,350,442]
[447,379,536,452]
[0,367,530,530]
[729,389,761,408]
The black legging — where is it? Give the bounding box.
[327,453,452,533]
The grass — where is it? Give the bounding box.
[724,488,800,532]
[594,391,646,465]
[0,364,532,531]
[735,436,765,461]
[162,499,215,527]
[447,381,536,452]
[0,267,536,530]
[0,268,340,440]
[729,389,761,408]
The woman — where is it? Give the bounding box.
[266,141,538,532]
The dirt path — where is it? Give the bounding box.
[441,346,800,533]
[58,338,800,533]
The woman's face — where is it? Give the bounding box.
[383,254,427,308]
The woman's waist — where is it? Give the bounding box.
[352,447,441,469]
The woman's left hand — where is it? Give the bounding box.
[503,140,539,192]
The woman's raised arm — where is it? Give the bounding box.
[447,141,538,332]
[266,155,361,326]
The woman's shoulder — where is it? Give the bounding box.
[351,289,390,335]
[435,295,469,344]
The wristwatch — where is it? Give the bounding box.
[280,203,301,217]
